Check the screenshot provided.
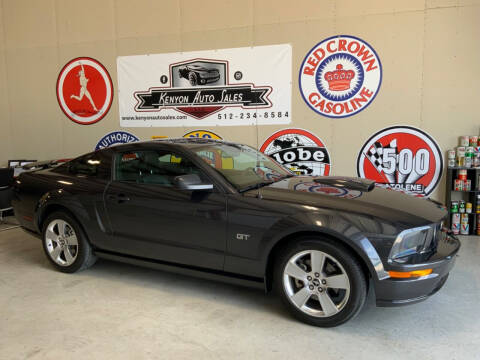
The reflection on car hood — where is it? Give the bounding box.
[248,176,447,227]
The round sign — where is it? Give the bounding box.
[95,131,139,151]
[56,57,113,125]
[183,130,222,140]
[357,126,443,197]
[299,35,382,118]
[260,128,331,176]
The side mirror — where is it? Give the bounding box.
[174,174,213,191]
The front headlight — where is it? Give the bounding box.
[389,225,434,262]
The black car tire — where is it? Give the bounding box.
[41,211,97,273]
[188,72,198,86]
[274,237,367,327]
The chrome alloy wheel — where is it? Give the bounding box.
[44,219,79,266]
[283,250,351,317]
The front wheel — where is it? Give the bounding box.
[274,238,367,327]
[42,211,97,273]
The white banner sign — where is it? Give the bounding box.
[117,44,292,127]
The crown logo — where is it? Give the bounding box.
[324,64,355,91]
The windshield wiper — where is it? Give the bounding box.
[278,174,295,180]
[239,181,274,193]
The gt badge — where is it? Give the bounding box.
[260,129,331,176]
[299,35,382,118]
[357,126,443,197]
[56,57,113,125]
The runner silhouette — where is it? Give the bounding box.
[70,63,98,112]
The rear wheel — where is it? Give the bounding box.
[42,211,97,273]
[274,238,367,327]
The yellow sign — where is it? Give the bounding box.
[183,130,222,140]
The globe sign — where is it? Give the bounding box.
[260,128,331,176]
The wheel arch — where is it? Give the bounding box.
[37,203,93,247]
[264,230,375,292]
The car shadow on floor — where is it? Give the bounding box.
[6,227,471,335]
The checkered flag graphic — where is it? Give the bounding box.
[367,142,384,172]
[365,141,396,183]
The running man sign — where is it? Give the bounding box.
[56,57,113,125]
[117,45,292,127]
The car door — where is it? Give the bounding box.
[104,147,227,270]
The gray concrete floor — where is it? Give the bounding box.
[1,218,479,360]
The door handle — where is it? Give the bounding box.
[107,194,130,203]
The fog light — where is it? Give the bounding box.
[388,269,433,278]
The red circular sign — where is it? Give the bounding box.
[357,126,443,197]
[56,57,113,125]
[260,128,331,176]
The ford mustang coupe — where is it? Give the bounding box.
[12,139,460,327]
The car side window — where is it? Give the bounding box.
[68,152,110,179]
[115,150,206,186]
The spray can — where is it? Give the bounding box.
[470,136,478,146]
[451,213,461,234]
[454,179,463,191]
[451,201,459,213]
[460,213,469,235]
[447,150,456,168]
[477,214,480,235]
[466,202,473,213]
[460,136,470,147]
[457,147,466,167]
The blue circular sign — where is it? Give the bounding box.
[95,131,140,150]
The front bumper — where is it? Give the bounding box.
[375,233,460,307]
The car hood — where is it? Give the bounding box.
[247,176,447,228]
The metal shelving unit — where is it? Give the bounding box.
[445,167,479,235]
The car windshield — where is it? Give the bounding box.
[191,143,293,191]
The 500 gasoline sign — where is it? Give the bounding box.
[356,126,443,197]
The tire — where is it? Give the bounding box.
[41,211,97,273]
[274,237,367,327]
[188,72,198,86]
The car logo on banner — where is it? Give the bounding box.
[183,130,223,140]
[134,59,271,120]
[57,57,113,125]
[95,131,139,150]
[260,129,331,176]
[299,35,382,118]
[357,126,443,197]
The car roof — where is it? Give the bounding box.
[98,138,244,152]
[187,65,207,69]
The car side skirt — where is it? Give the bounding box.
[95,249,266,290]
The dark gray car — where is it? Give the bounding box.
[12,139,460,327]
